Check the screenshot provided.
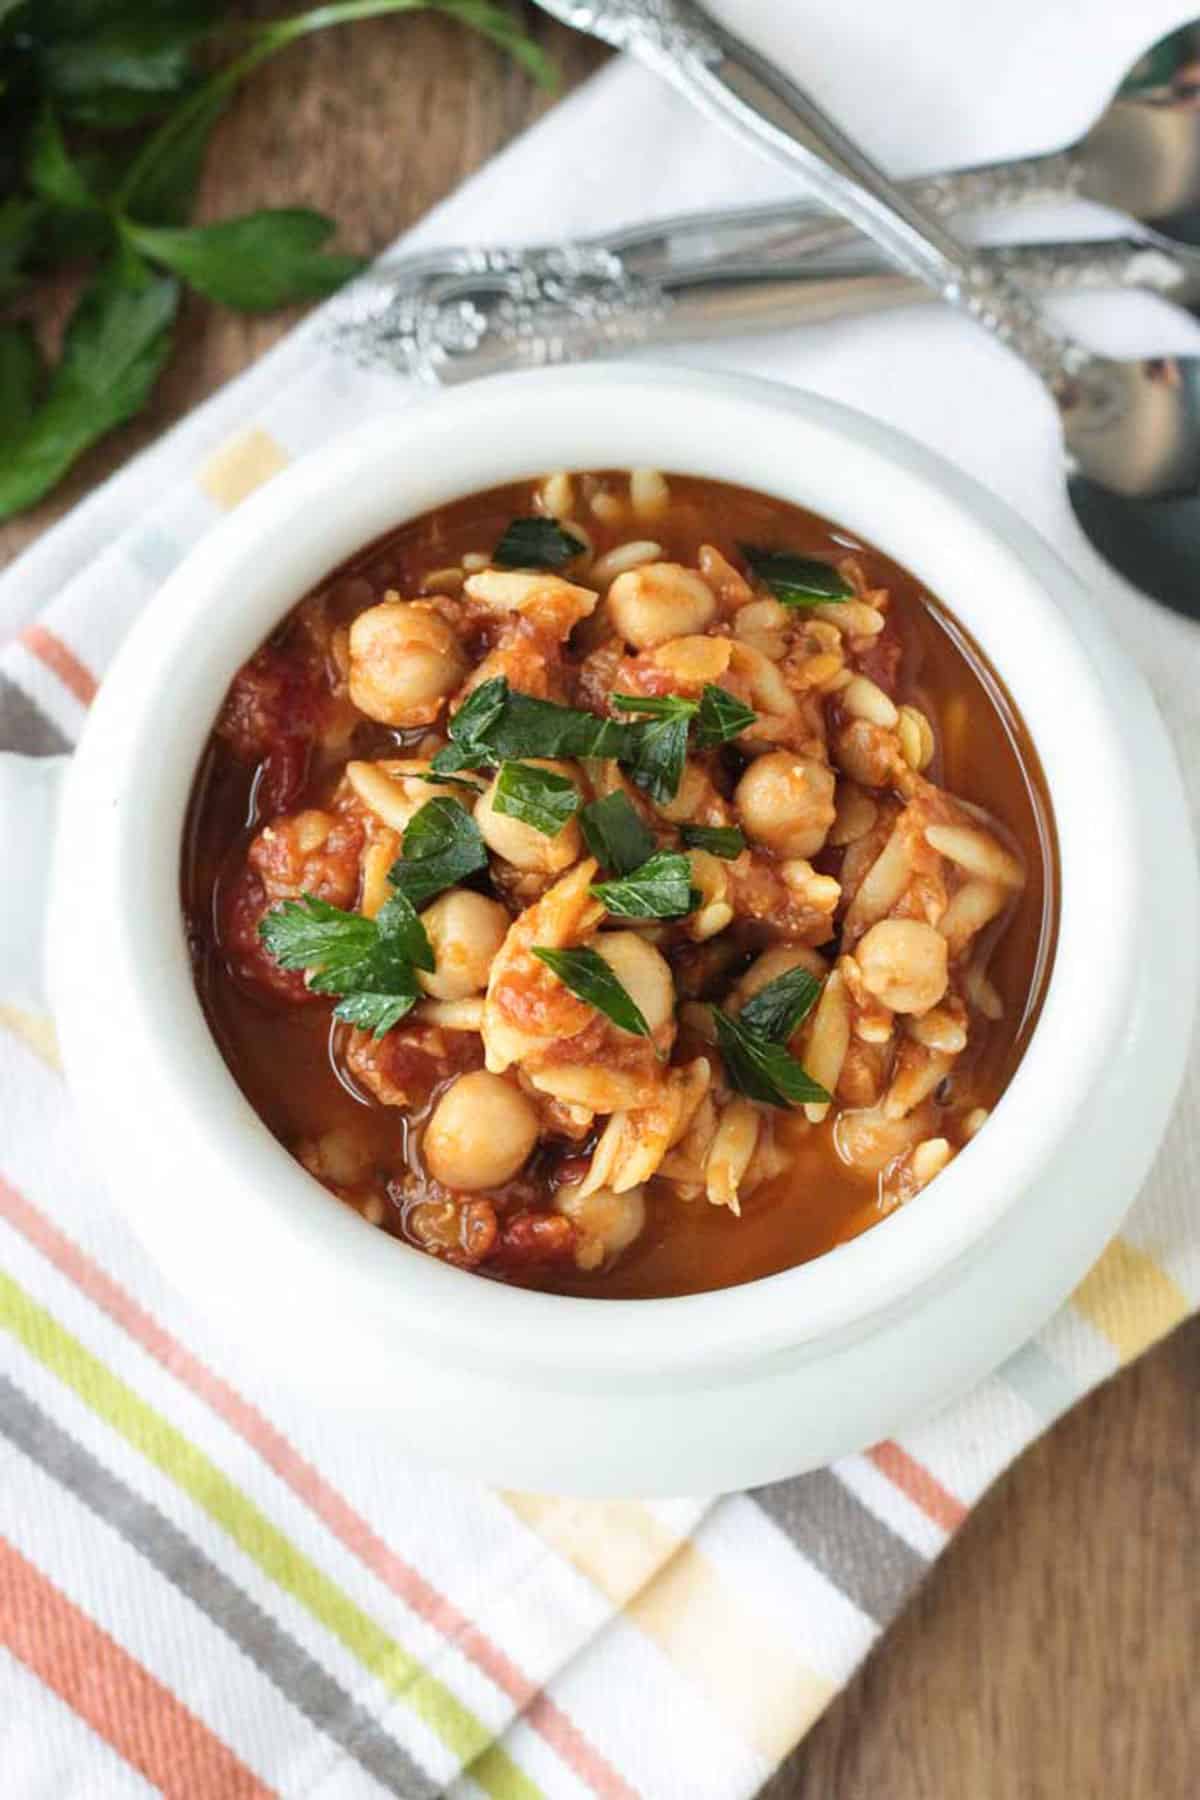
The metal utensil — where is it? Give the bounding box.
[530,0,1200,618]
[335,233,1198,379]
[530,17,1200,275]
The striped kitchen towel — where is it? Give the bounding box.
[2,1,1198,1794]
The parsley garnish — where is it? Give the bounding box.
[579,791,656,874]
[434,676,758,806]
[258,895,420,1039]
[694,684,757,746]
[531,946,653,1041]
[591,850,695,920]
[679,824,745,859]
[432,677,632,774]
[387,797,488,908]
[740,546,852,605]
[256,797,488,1037]
[711,1008,830,1108]
[493,517,586,569]
[493,761,581,836]
[740,964,822,1041]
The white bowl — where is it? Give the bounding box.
[19,365,1194,1494]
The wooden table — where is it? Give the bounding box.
[5,11,1195,1793]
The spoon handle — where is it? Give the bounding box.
[599,0,1090,392]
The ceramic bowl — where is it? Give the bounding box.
[7,366,1193,1493]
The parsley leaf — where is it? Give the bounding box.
[258,893,420,1039]
[387,796,488,908]
[531,946,653,1041]
[493,516,585,569]
[694,684,756,747]
[0,323,42,449]
[740,545,852,605]
[0,254,178,521]
[258,894,376,975]
[580,791,655,875]
[493,760,581,836]
[123,209,365,310]
[679,824,745,859]
[613,686,758,801]
[591,850,695,920]
[374,890,434,973]
[740,964,822,1041]
[712,1008,830,1108]
[624,711,692,805]
[610,691,698,721]
[432,676,632,773]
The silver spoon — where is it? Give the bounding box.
[334,234,1200,380]
[532,1,1200,619]
[647,18,1200,271]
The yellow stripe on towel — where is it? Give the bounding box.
[0,1005,61,1070]
[503,1494,834,1765]
[1071,1236,1189,1363]
[198,428,289,509]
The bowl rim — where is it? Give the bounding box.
[51,364,1141,1376]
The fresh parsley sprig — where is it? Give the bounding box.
[0,2,554,519]
[590,850,695,920]
[256,795,489,1037]
[259,895,421,1038]
[740,545,852,605]
[493,761,581,837]
[740,964,822,1041]
[679,824,745,859]
[579,791,656,874]
[434,676,758,805]
[712,1010,830,1108]
[387,797,488,907]
[712,963,828,1108]
[493,517,585,569]
[531,946,654,1042]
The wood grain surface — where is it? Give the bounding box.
[5,10,1196,1794]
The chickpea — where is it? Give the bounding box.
[607,563,716,649]
[555,1182,646,1271]
[475,760,583,873]
[418,889,509,1001]
[592,931,675,1034]
[855,919,949,1014]
[348,600,465,727]
[422,1071,539,1191]
[734,751,837,858]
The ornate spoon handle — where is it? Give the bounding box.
[552,1,1093,392]
[333,237,1194,384]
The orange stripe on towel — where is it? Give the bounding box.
[867,1441,967,1533]
[0,1536,271,1799]
[19,626,98,707]
[0,1172,631,1800]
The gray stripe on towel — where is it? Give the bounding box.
[0,673,71,756]
[0,1374,439,1800]
[752,1466,928,1624]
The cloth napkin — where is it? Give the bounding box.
[2,2,1198,1795]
